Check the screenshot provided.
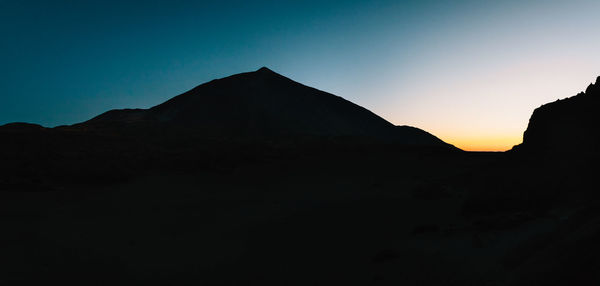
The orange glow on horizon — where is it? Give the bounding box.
[441,135,522,152]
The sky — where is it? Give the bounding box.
[1,0,599,151]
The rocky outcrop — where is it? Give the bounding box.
[515,76,600,154]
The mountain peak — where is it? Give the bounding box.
[256,66,276,74]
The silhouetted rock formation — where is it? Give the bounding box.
[77,67,453,148]
[515,76,600,154]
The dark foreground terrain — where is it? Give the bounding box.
[2,145,598,285]
[1,69,599,285]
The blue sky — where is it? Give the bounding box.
[2,0,599,150]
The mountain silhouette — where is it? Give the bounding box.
[514,76,600,154]
[0,67,457,190]
[76,67,453,148]
[2,69,600,286]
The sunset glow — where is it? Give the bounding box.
[441,135,523,152]
[2,1,600,151]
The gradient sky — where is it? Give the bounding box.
[2,0,599,151]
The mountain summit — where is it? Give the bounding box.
[81,67,453,148]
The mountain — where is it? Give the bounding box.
[76,67,453,148]
[514,76,600,154]
[0,67,456,189]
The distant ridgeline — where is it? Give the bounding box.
[514,76,600,155]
